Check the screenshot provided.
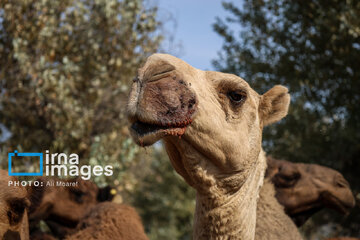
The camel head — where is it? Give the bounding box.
[0,170,30,240]
[127,53,290,195]
[29,178,113,238]
[266,157,355,226]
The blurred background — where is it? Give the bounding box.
[0,0,359,239]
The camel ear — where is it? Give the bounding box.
[259,85,290,126]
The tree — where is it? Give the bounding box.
[213,0,360,237]
[0,1,197,238]
[0,0,161,184]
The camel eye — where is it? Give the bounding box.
[274,171,301,188]
[227,91,246,104]
[71,189,85,203]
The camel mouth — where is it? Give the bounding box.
[130,119,192,146]
[288,192,355,226]
[321,192,355,214]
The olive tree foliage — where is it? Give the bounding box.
[0,0,162,185]
[0,1,197,238]
[213,0,360,237]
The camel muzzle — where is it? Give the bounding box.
[127,67,197,146]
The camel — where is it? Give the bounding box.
[127,53,302,239]
[266,157,355,226]
[29,177,113,239]
[65,202,149,240]
[0,169,30,240]
[27,177,149,240]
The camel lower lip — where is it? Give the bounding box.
[130,121,188,146]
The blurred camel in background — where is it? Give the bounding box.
[28,177,147,240]
[266,157,355,226]
[29,177,113,239]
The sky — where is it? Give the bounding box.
[156,0,229,71]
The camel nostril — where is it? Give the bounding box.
[188,99,196,109]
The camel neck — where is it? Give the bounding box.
[193,151,266,240]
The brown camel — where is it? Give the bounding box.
[0,169,30,240]
[29,177,113,239]
[127,53,301,239]
[28,178,148,240]
[65,202,149,240]
[266,157,355,226]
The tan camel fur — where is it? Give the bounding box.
[65,202,149,240]
[255,179,303,239]
[127,53,301,239]
[0,169,30,240]
[266,157,355,226]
